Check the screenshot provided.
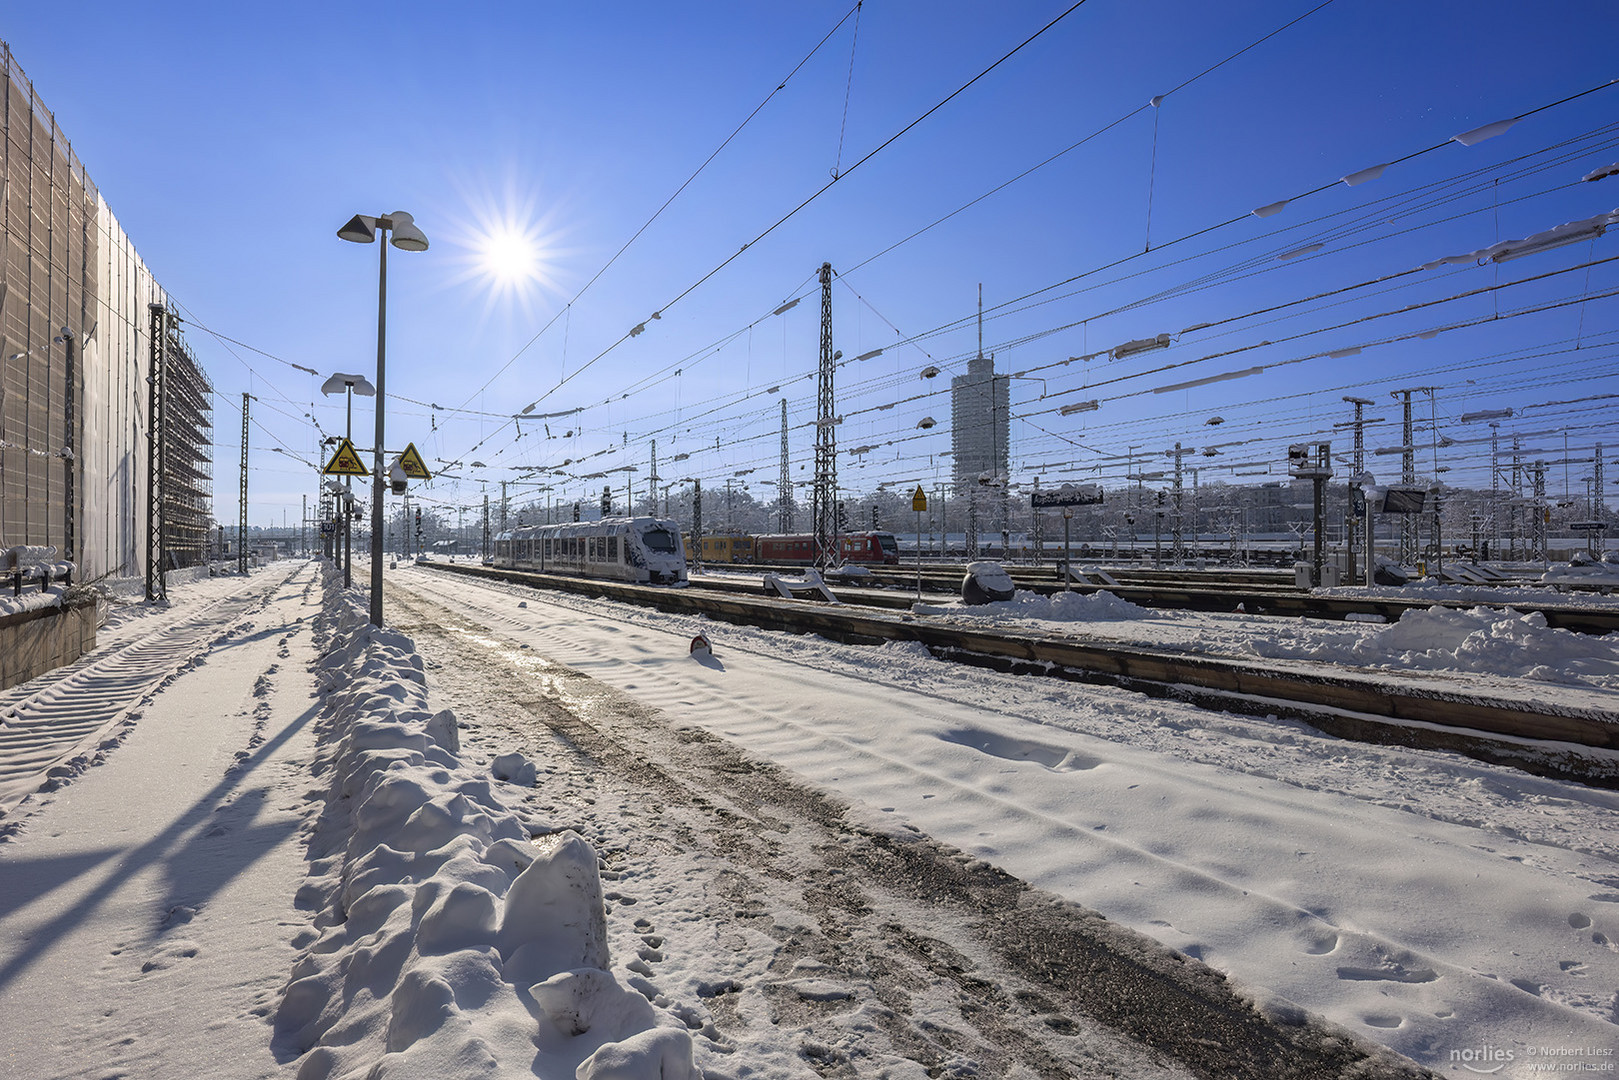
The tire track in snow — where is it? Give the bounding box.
[387,576,1431,1079]
[0,562,312,829]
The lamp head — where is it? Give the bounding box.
[338,214,379,243]
[387,211,429,252]
[321,372,375,397]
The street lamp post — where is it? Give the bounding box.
[320,372,375,589]
[337,211,429,628]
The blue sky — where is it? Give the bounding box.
[6,1,1617,530]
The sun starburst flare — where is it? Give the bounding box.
[442,177,572,318]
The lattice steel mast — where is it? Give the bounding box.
[145,303,168,601]
[812,262,838,566]
[239,393,250,575]
[1170,441,1184,565]
[1530,461,1547,560]
[778,398,794,531]
[1343,396,1373,584]
[1394,388,1418,566]
[648,439,659,517]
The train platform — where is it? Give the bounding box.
[0,560,323,1079]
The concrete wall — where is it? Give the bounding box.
[0,599,97,691]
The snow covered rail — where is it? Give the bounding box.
[420,561,1619,781]
[854,567,1619,634]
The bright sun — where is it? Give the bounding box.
[478,227,540,287]
[446,175,567,315]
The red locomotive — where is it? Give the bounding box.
[753,531,900,566]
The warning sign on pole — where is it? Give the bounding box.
[398,442,433,480]
[911,485,928,512]
[323,437,369,477]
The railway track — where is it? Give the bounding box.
[419,561,1619,785]
[712,561,1619,633]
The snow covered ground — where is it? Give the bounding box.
[912,586,1619,692]
[0,559,1615,1079]
[390,564,1619,1076]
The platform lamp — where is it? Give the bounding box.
[337,211,428,628]
[319,372,375,590]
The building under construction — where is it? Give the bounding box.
[0,40,211,583]
[150,310,214,571]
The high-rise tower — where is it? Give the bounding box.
[950,287,1009,545]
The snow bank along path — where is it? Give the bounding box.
[277,567,702,1079]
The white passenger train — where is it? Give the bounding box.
[491,517,689,585]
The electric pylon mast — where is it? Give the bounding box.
[812,262,839,566]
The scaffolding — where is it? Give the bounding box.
[159,308,211,570]
[1,40,210,585]
[0,42,96,563]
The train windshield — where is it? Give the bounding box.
[642,527,679,552]
[877,534,899,554]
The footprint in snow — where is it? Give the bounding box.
[140,940,200,972]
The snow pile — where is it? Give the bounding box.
[0,549,78,618]
[1250,604,1619,687]
[0,581,68,619]
[275,569,699,1080]
[916,588,1153,624]
[1541,555,1619,587]
[1321,579,1619,608]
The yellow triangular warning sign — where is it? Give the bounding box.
[398,442,432,480]
[323,437,369,477]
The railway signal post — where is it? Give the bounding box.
[911,486,928,601]
[1063,508,1074,591]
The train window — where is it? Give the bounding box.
[643,527,678,552]
[878,534,898,554]
[610,536,620,561]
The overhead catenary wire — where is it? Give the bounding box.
[202,20,1619,508]
[446,0,1095,470]
[831,1,863,180]
[448,2,867,415]
[178,34,1619,523]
